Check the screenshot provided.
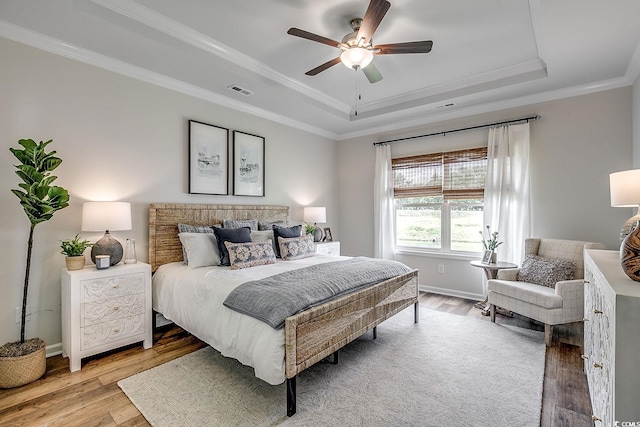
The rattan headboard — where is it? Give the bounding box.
[148,203,290,272]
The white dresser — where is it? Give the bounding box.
[61,262,152,371]
[583,249,640,425]
[315,241,340,256]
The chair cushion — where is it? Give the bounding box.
[488,280,563,309]
[516,254,575,288]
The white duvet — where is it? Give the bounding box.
[152,255,348,385]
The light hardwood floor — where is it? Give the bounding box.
[0,292,593,426]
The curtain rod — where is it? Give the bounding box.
[373,115,540,146]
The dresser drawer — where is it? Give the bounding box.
[81,272,145,302]
[81,314,145,350]
[81,294,145,327]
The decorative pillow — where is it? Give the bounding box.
[212,226,252,266]
[177,223,220,263]
[278,235,316,261]
[258,221,286,231]
[224,240,276,270]
[272,224,303,258]
[517,254,576,288]
[178,232,221,269]
[250,230,278,254]
[223,219,258,230]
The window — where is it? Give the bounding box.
[393,148,487,254]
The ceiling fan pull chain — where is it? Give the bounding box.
[354,69,360,116]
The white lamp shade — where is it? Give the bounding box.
[82,201,132,231]
[610,170,640,207]
[340,47,374,70]
[304,206,327,224]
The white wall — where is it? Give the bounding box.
[0,38,338,350]
[634,74,640,167]
[338,88,633,300]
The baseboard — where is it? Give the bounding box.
[419,285,483,302]
[46,342,63,358]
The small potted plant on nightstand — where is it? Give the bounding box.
[303,222,316,237]
[60,234,93,271]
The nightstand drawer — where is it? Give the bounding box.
[82,294,145,327]
[81,272,145,302]
[315,241,340,256]
[81,314,145,350]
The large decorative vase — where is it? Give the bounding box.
[620,220,640,281]
[0,339,46,388]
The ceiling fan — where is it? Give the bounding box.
[287,0,433,84]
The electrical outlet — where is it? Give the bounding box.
[437,264,445,274]
[15,305,31,324]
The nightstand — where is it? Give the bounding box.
[61,262,152,372]
[315,241,340,256]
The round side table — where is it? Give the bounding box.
[470,260,517,316]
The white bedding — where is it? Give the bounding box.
[152,255,349,385]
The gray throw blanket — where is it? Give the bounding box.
[223,257,413,329]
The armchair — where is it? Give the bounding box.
[488,238,605,345]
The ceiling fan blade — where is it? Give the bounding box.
[305,57,342,76]
[362,62,383,83]
[356,0,391,44]
[374,41,433,54]
[287,28,341,48]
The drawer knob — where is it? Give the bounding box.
[581,355,589,360]
[584,280,590,284]
[113,328,120,333]
[593,309,603,314]
[582,317,589,322]
[593,363,603,369]
[592,415,601,422]
[113,306,120,311]
[112,284,119,289]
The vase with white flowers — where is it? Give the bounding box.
[480,225,503,264]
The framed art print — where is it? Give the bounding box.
[233,130,265,196]
[189,120,229,195]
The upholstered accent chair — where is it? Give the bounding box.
[487,238,606,346]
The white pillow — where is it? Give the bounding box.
[178,232,221,268]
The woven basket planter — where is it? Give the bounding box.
[65,255,86,271]
[0,342,46,389]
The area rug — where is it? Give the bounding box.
[118,308,545,426]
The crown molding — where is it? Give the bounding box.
[0,19,338,140]
[336,76,632,140]
[91,0,351,115]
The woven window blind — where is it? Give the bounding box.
[392,147,487,199]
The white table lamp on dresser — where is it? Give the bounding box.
[61,262,152,371]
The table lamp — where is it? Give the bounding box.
[610,169,640,281]
[304,206,326,242]
[610,169,640,241]
[82,201,132,266]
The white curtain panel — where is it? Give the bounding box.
[484,123,532,264]
[374,144,396,259]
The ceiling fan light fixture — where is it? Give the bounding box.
[340,47,373,70]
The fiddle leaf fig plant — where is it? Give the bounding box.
[10,139,69,345]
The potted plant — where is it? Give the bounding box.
[303,222,316,236]
[0,139,69,389]
[60,234,93,270]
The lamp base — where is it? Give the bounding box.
[620,213,640,242]
[620,220,640,282]
[91,231,123,266]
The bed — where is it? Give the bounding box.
[148,203,419,416]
